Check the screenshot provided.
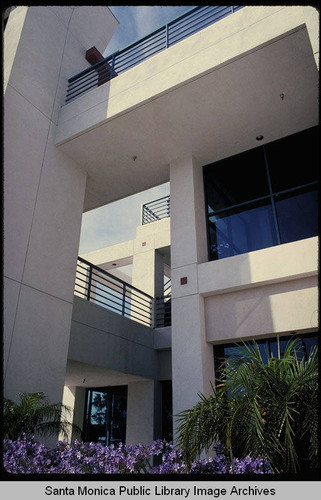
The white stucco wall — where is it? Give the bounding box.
[3,6,118,405]
[126,381,155,445]
[56,6,318,144]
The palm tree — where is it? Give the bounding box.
[175,339,318,474]
[3,392,82,441]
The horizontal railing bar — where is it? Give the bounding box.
[66,7,243,103]
[115,26,166,59]
[115,42,166,72]
[115,29,166,63]
[67,68,99,91]
[166,5,201,27]
[89,270,152,306]
[169,6,224,38]
[142,194,170,225]
[85,278,152,312]
[168,5,217,30]
[143,194,171,205]
[142,203,170,211]
[78,273,152,309]
[143,202,170,211]
[78,257,153,299]
[75,257,155,326]
[92,296,151,325]
[68,54,115,83]
[66,79,99,101]
[75,282,152,322]
[67,67,112,96]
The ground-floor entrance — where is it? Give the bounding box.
[83,386,127,446]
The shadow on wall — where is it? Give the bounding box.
[205,275,317,342]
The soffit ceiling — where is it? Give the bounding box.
[65,359,149,387]
[57,27,319,212]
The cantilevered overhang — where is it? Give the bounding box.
[55,6,319,212]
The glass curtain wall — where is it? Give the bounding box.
[204,126,319,261]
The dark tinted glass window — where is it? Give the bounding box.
[204,126,319,261]
[205,147,268,213]
[275,186,318,244]
[214,333,317,380]
[84,386,127,446]
[209,200,277,260]
[265,126,319,192]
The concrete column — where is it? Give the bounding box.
[170,156,208,269]
[60,386,86,442]
[132,237,165,327]
[126,381,154,445]
[132,249,164,298]
[170,156,214,435]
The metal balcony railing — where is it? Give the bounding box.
[155,278,171,328]
[142,195,170,225]
[65,6,244,103]
[75,256,154,326]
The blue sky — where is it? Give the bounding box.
[79,6,194,255]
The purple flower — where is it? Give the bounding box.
[3,436,273,474]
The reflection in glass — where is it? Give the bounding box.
[84,386,127,445]
[265,126,319,192]
[205,147,268,212]
[214,333,317,380]
[209,200,277,260]
[204,126,318,262]
[275,187,318,244]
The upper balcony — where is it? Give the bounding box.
[142,195,170,225]
[55,6,319,214]
[65,6,243,103]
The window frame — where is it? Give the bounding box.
[204,126,319,262]
[213,332,318,382]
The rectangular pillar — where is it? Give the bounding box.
[170,156,214,433]
[126,381,155,445]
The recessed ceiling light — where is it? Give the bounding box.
[256,135,264,141]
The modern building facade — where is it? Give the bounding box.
[3,6,319,447]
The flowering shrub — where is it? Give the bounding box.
[3,435,273,474]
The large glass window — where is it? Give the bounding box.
[209,200,277,260]
[204,126,319,261]
[214,332,317,380]
[84,386,127,446]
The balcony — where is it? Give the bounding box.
[56,7,318,215]
[74,256,171,328]
[142,195,170,225]
[65,6,243,103]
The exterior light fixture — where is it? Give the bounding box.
[256,135,264,141]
